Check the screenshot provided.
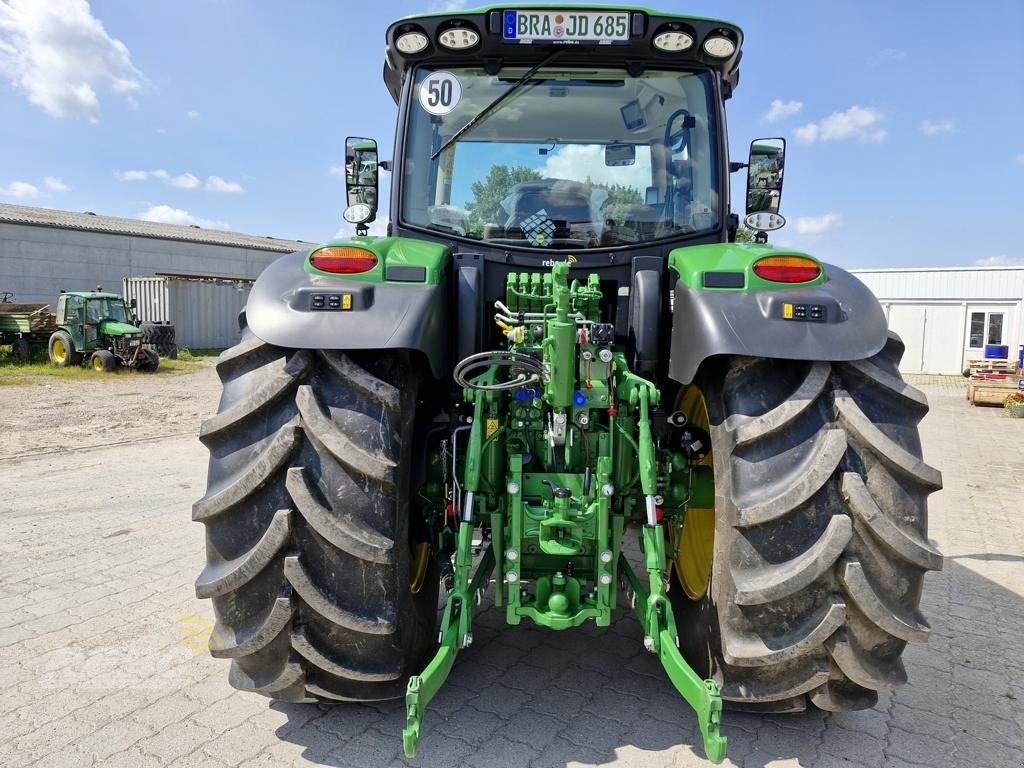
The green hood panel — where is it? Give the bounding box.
[305,236,449,285]
[99,320,141,336]
[668,242,827,291]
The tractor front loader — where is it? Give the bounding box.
[193,6,941,763]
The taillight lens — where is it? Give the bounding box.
[309,247,378,274]
[752,256,821,283]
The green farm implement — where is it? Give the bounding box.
[193,5,941,763]
[0,290,157,371]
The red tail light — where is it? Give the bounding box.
[309,247,378,274]
[753,256,821,283]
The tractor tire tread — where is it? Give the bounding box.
[194,327,436,703]
[674,334,942,713]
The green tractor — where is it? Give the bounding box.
[47,291,158,372]
[193,6,941,763]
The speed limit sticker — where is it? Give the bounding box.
[418,72,462,116]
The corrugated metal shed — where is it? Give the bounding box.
[0,203,311,252]
[851,266,1024,374]
[0,203,314,307]
[124,275,253,350]
[851,266,1024,301]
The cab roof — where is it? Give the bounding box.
[63,291,123,299]
[383,4,743,102]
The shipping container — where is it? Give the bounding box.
[123,275,254,351]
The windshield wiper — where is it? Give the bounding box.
[430,49,565,161]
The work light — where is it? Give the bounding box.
[703,35,736,57]
[438,27,479,50]
[395,31,429,54]
[652,30,693,52]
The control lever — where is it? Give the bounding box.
[542,480,572,499]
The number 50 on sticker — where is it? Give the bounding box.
[418,71,462,116]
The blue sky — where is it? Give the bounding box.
[1,0,1021,268]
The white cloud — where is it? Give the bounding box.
[920,119,955,136]
[975,255,1024,267]
[151,170,200,189]
[540,144,652,196]
[764,99,802,123]
[329,164,345,177]
[335,216,390,239]
[42,176,69,192]
[1016,154,1024,166]
[205,175,244,194]
[137,204,228,230]
[0,180,40,198]
[115,169,240,192]
[114,169,147,182]
[186,110,200,120]
[794,212,844,236]
[429,0,468,10]
[869,48,907,66]
[0,0,143,122]
[794,106,886,144]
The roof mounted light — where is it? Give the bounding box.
[703,35,736,58]
[652,30,693,53]
[395,30,429,54]
[343,204,373,224]
[438,26,479,51]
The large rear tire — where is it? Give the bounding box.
[193,328,438,702]
[670,333,943,712]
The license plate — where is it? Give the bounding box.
[503,10,630,43]
[129,339,140,346]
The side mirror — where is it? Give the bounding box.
[745,137,786,231]
[343,136,378,229]
[129,298,137,309]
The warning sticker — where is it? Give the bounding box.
[418,71,462,116]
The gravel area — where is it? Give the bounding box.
[0,363,1021,767]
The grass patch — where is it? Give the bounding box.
[178,347,223,358]
[0,355,206,386]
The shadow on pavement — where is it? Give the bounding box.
[269,557,1023,768]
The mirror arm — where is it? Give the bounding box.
[729,162,747,173]
[379,160,392,171]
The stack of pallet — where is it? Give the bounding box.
[966,358,1019,375]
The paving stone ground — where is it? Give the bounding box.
[1,369,1022,767]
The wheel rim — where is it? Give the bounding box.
[410,541,430,594]
[93,355,104,371]
[52,338,66,363]
[673,386,716,600]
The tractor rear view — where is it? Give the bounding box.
[192,6,941,762]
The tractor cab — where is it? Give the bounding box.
[364,6,745,259]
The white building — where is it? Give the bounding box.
[851,266,1024,375]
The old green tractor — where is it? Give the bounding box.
[47,291,158,372]
[193,6,941,763]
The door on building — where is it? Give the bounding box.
[963,304,1017,368]
[885,303,966,374]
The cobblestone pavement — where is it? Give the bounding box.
[1,369,1022,768]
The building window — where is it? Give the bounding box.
[969,312,985,348]
[988,313,1004,346]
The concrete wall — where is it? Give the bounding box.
[0,222,288,305]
